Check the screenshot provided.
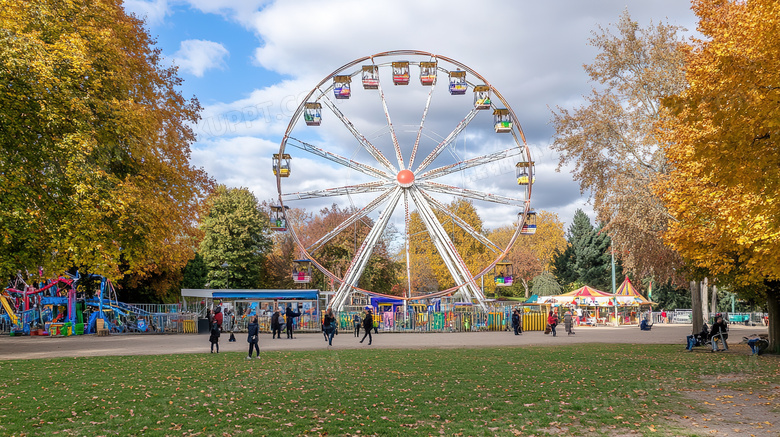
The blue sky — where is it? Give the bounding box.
[124,0,699,233]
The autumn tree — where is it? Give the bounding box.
[658,0,780,352]
[199,186,271,289]
[292,204,400,295]
[0,1,212,291]
[550,10,687,282]
[406,199,491,292]
[488,210,565,297]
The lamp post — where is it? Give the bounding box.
[221,262,230,289]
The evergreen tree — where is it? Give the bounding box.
[552,209,614,291]
[531,272,563,296]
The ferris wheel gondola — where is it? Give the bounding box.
[274,50,535,311]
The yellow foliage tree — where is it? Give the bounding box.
[658,0,780,352]
[489,210,566,297]
[0,1,212,291]
[405,199,491,293]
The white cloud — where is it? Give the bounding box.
[182,0,698,229]
[172,40,230,77]
[123,0,170,26]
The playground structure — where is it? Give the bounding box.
[272,50,535,313]
[1,272,196,336]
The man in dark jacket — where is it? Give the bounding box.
[285,305,301,339]
[360,309,374,345]
[247,316,260,359]
[710,314,728,352]
[271,309,282,339]
[511,310,520,335]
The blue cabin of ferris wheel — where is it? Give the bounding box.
[449,70,467,95]
[333,75,351,99]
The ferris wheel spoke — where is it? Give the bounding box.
[376,76,405,170]
[414,107,480,175]
[403,190,412,301]
[419,181,526,206]
[287,137,393,181]
[306,188,396,254]
[418,189,501,253]
[320,96,397,174]
[331,187,403,311]
[417,147,523,182]
[282,181,393,201]
[408,187,487,308]
[408,78,437,170]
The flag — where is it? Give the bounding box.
[647,281,653,301]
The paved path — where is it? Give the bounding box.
[0,324,769,360]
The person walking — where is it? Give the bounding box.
[353,313,361,337]
[547,310,559,337]
[285,305,301,339]
[323,307,337,347]
[564,310,574,336]
[270,309,282,339]
[359,309,374,345]
[511,309,520,335]
[209,322,221,353]
[247,316,260,359]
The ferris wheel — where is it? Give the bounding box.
[273,50,535,311]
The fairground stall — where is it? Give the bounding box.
[181,289,320,333]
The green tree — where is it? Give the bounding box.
[181,253,208,290]
[531,272,563,296]
[552,210,614,291]
[199,186,271,289]
[0,0,212,290]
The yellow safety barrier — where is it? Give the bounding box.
[182,319,196,333]
[522,312,546,331]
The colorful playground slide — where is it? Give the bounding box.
[0,295,19,326]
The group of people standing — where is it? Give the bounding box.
[323,307,376,346]
[546,309,576,337]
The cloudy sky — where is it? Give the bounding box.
[125,0,699,233]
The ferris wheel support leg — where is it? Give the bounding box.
[331,188,403,311]
[408,187,487,310]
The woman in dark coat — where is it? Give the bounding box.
[360,309,373,345]
[271,309,282,339]
[247,316,260,359]
[323,308,336,346]
[209,322,220,353]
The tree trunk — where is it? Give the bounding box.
[766,283,780,354]
[711,284,718,314]
[691,280,703,334]
[700,277,709,325]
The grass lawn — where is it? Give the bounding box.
[0,344,777,436]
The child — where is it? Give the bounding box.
[228,331,236,342]
[209,323,221,353]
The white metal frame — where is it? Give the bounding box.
[275,50,534,311]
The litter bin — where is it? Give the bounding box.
[198,318,210,334]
